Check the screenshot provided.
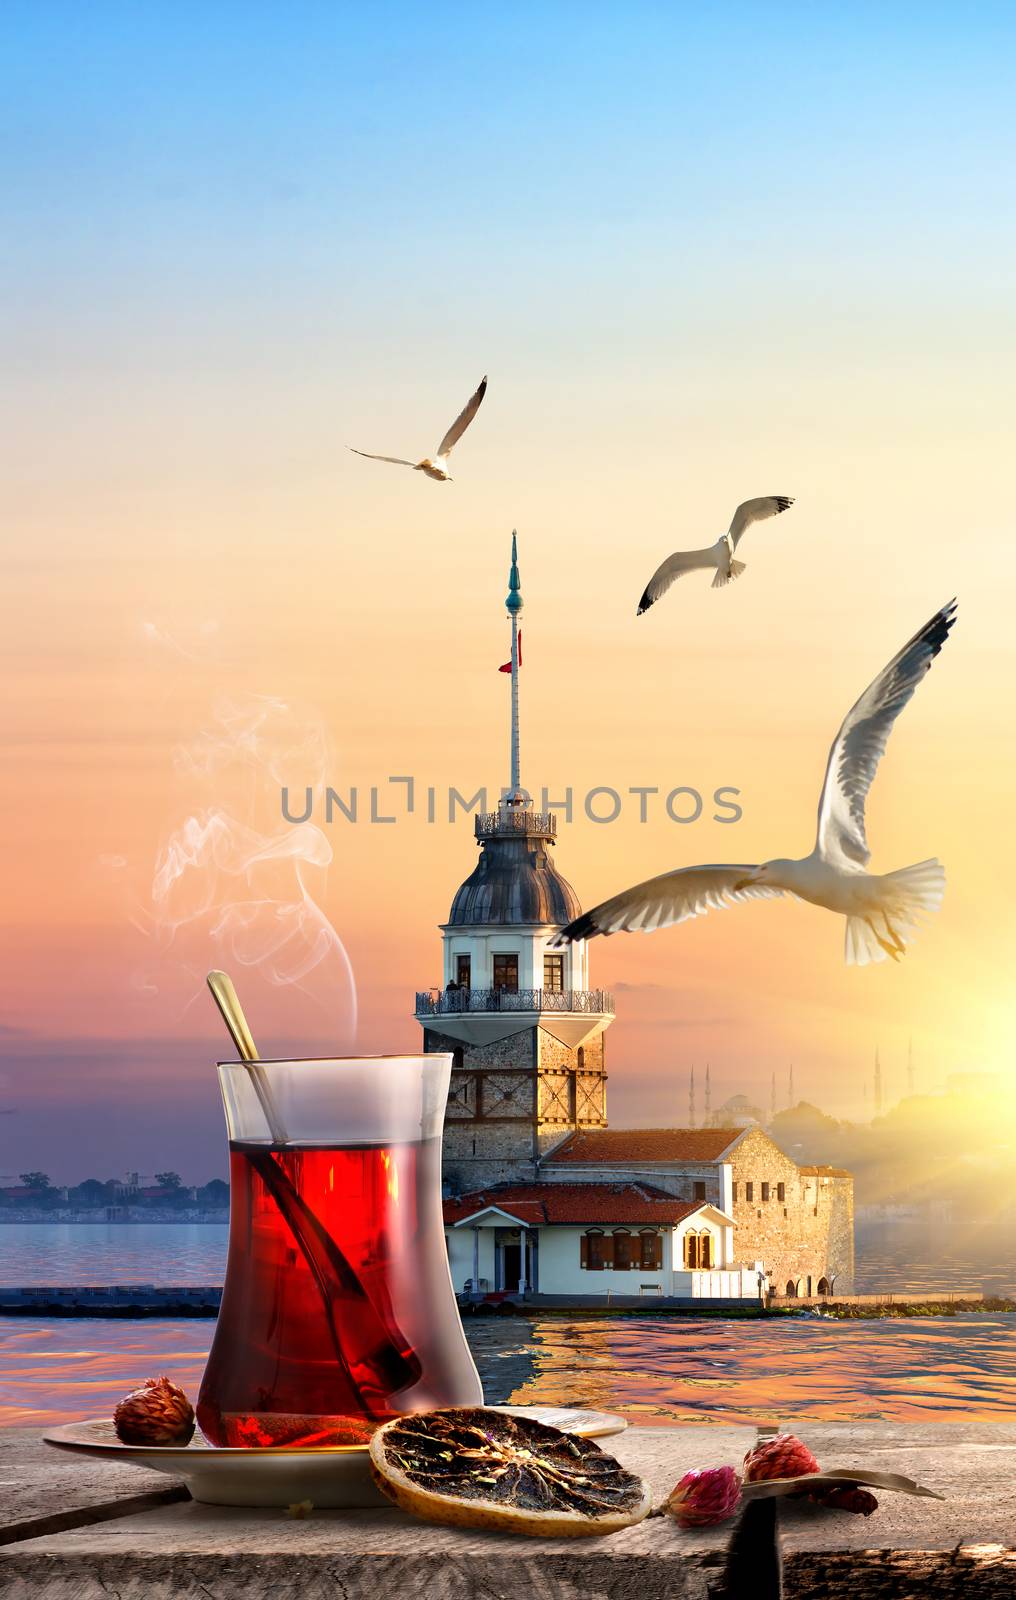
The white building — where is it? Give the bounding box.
[444,1180,754,1300]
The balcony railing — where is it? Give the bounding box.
[416,987,614,1017]
[475,810,556,839]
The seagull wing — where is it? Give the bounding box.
[727,495,795,551]
[436,375,488,459]
[348,448,417,468]
[637,548,718,614]
[552,864,783,944]
[816,599,958,869]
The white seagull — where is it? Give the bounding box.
[637,495,795,614]
[349,375,487,482]
[554,600,956,966]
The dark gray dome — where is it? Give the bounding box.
[446,821,581,927]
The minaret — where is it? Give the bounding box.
[416,533,615,1193]
[874,1048,883,1116]
[705,1063,712,1122]
[769,1071,777,1124]
[787,1064,795,1108]
[688,1066,696,1128]
[907,1037,915,1098]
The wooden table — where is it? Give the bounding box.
[2,1422,1014,1596]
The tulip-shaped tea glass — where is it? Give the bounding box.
[197,1054,483,1448]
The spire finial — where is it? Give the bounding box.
[506,530,522,614]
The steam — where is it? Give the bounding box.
[129,669,356,1046]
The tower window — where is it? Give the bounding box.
[576,1046,585,1071]
[693,1181,706,1201]
[452,1047,464,1070]
[493,953,519,992]
[455,955,471,989]
[543,953,564,992]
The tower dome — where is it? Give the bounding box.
[447,812,581,927]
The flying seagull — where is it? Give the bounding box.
[637,495,795,614]
[554,600,956,966]
[349,375,487,482]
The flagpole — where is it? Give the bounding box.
[506,530,524,804]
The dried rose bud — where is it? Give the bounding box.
[665,1465,742,1528]
[114,1375,195,1445]
[743,1433,819,1482]
[811,1485,878,1516]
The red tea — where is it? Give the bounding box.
[197,1137,479,1447]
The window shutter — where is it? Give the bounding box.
[653,1233,663,1270]
[602,1234,615,1268]
[580,1234,588,1269]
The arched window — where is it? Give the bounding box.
[817,1276,831,1296]
[576,1047,585,1071]
[785,1280,797,1297]
[581,1230,606,1270]
[612,1229,632,1271]
[639,1230,660,1270]
[452,1047,464,1070]
[684,1232,699,1269]
[699,1230,713,1270]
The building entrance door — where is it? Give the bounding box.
[501,1241,522,1292]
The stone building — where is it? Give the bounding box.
[424,535,854,1300]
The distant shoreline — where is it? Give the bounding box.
[0,1211,228,1224]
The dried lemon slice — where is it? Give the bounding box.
[369,1407,651,1537]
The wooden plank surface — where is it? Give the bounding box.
[1,1423,1014,1597]
[0,1426,175,1526]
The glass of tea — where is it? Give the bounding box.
[197,1053,483,1448]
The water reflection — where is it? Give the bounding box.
[2,1313,1014,1430]
[511,1314,1016,1426]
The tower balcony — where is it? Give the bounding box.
[474,810,556,840]
[415,986,615,1049]
[417,986,613,1018]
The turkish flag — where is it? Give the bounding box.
[498,630,522,673]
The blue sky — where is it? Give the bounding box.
[4,3,1016,1179]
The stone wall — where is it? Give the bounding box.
[539,1156,722,1204]
[432,1022,611,1194]
[727,1126,855,1293]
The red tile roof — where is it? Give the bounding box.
[545,1128,744,1165]
[443,1182,708,1227]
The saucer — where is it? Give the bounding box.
[43,1405,627,1508]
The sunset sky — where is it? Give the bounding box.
[3,5,1016,1180]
